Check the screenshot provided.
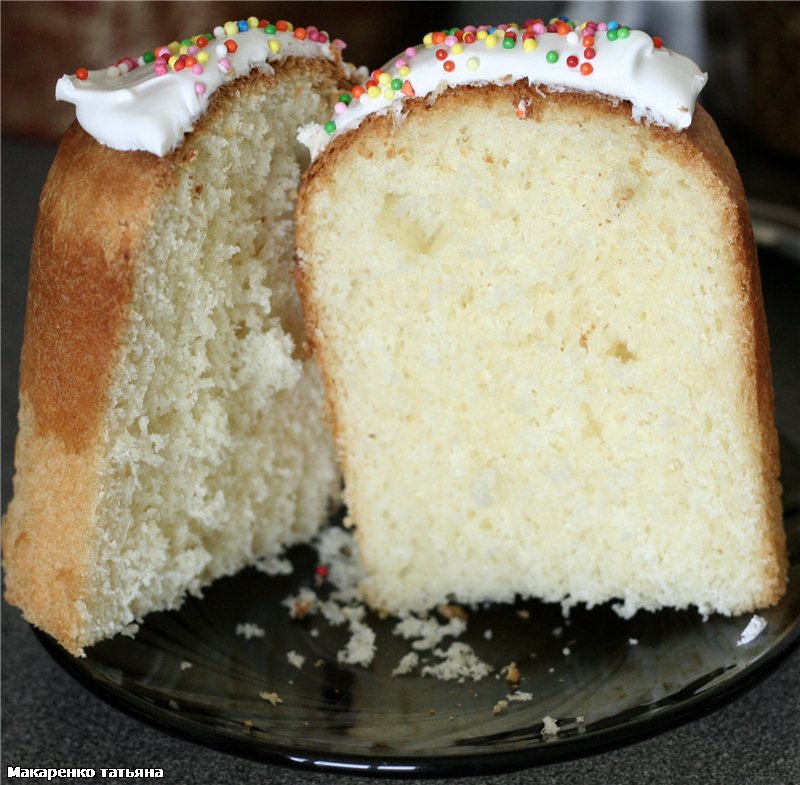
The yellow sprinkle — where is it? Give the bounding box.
[197,51,210,64]
[383,88,396,100]
[423,33,434,46]
[168,55,179,69]
[224,21,238,36]
[284,22,294,32]
[523,38,538,51]
[467,56,480,71]
[268,39,281,53]
[485,34,498,47]
[398,65,411,77]
[451,42,464,55]
[476,30,488,40]
[247,16,259,28]
[179,45,189,55]
[378,72,391,86]
[367,85,381,98]
[549,17,560,24]
[168,41,180,54]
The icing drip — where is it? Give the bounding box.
[56,19,345,156]
[305,18,707,159]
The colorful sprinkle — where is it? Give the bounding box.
[566,55,579,68]
[467,56,480,70]
[546,50,559,64]
[324,120,336,134]
[580,62,594,75]
[443,60,455,72]
[76,67,89,80]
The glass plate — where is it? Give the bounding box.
[38,226,800,778]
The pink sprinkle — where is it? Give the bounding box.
[307,25,318,34]
[395,58,407,68]
[332,38,347,50]
[405,47,417,58]
[334,101,347,114]
[532,22,546,34]
[188,45,199,55]
[191,64,203,75]
[309,30,320,42]
[156,46,171,58]
[597,22,608,30]
[195,82,206,97]
[445,34,457,46]
[153,62,168,76]
[464,25,477,33]
[218,58,231,73]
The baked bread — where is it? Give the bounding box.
[3,18,352,655]
[295,18,786,617]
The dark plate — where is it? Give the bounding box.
[38,214,800,778]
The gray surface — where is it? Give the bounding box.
[2,137,799,785]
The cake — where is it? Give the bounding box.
[3,17,353,655]
[295,18,787,617]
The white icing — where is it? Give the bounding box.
[56,26,341,156]
[307,24,707,159]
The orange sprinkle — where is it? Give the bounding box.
[580,62,593,75]
[294,27,307,40]
[432,31,446,44]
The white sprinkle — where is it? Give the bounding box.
[562,646,571,656]
[484,629,494,640]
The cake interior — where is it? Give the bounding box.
[299,90,782,617]
[84,70,339,642]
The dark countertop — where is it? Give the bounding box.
[2,134,799,785]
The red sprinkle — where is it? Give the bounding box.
[653,36,664,48]
[435,48,448,61]
[567,55,579,68]
[196,36,209,48]
[76,67,89,80]
[443,60,455,72]
[225,39,238,53]
[464,32,476,44]
[275,20,289,32]
[315,565,329,578]
[584,47,596,59]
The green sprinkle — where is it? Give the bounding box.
[618,27,630,38]
[607,29,619,41]
[181,38,193,47]
[324,120,337,134]
[264,24,277,35]
[503,37,516,49]
[142,51,155,64]
[546,50,559,64]
[391,78,403,90]
[339,93,352,105]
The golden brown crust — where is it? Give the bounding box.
[3,56,351,654]
[296,84,786,608]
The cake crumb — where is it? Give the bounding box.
[493,700,509,716]
[438,603,468,620]
[255,554,294,576]
[314,658,324,668]
[516,609,530,620]
[552,626,563,638]
[737,615,768,646]
[337,606,377,667]
[562,646,571,656]
[180,661,193,670]
[243,720,253,731]
[503,662,521,686]
[508,691,533,702]
[629,638,639,646]
[541,716,559,736]
[259,691,283,706]
[484,629,494,640]
[287,650,306,669]
[168,700,180,711]
[236,622,265,639]
[391,652,420,677]
[421,642,492,682]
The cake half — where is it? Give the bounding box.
[3,19,350,655]
[295,19,786,617]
